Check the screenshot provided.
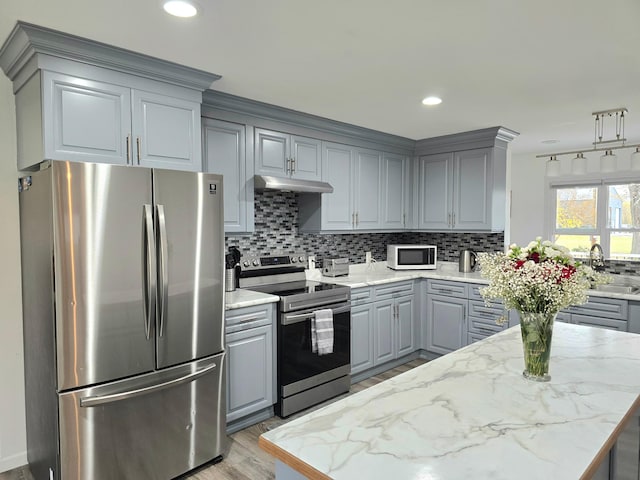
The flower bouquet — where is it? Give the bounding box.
[477,237,609,381]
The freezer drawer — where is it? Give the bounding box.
[58,353,226,480]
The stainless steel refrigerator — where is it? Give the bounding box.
[19,161,226,480]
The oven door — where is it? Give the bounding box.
[279,302,351,391]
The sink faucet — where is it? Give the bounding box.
[589,243,605,272]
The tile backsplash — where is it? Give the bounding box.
[225,191,505,266]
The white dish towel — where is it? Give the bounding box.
[311,308,334,355]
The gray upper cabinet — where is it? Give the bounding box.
[43,71,131,165]
[382,153,410,229]
[353,147,382,229]
[298,142,383,231]
[419,148,493,231]
[202,118,254,233]
[42,72,202,171]
[131,90,201,171]
[0,22,219,171]
[255,128,321,181]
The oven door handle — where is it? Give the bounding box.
[282,304,351,325]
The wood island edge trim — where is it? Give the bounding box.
[258,435,333,480]
[579,393,640,480]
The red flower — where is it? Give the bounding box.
[529,252,540,263]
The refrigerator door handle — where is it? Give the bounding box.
[142,204,156,340]
[79,362,218,408]
[157,204,169,337]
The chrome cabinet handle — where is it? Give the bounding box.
[448,212,451,227]
[126,135,132,163]
[80,362,217,407]
[352,212,355,228]
[452,212,455,227]
[291,157,296,173]
[355,212,359,227]
[142,205,156,340]
[286,158,291,174]
[137,137,141,162]
[157,205,169,337]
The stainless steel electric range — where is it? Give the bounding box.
[239,253,351,418]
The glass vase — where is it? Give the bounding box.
[519,311,556,382]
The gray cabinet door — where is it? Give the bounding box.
[396,295,415,357]
[419,153,453,230]
[43,71,130,165]
[321,142,354,230]
[373,300,395,365]
[354,147,382,229]
[291,135,321,181]
[132,90,201,171]
[426,294,466,355]
[382,153,407,229]
[351,303,375,375]
[453,148,491,230]
[203,118,253,233]
[255,128,289,176]
[226,325,273,422]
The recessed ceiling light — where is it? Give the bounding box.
[422,96,442,106]
[163,0,198,17]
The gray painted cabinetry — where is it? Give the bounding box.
[255,128,322,181]
[203,118,254,232]
[299,142,411,232]
[225,303,276,430]
[0,23,218,172]
[418,148,497,231]
[350,282,417,378]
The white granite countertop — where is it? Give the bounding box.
[225,288,279,310]
[260,323,640,479]
[311,261,640,301]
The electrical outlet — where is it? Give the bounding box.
[365,251,372,264]
[308,255,316,270]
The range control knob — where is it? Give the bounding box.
[243,261,250,267]
[291,257,297,263]
[252,259,260,266]
[298,256,305,262]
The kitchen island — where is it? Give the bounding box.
[259,323,640,479]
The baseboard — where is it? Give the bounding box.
[0,451,28,474]
[351,351,421,384]
[226,406,274,434]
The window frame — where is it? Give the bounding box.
[545,172,640,260]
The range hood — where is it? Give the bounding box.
[254,175,334,194]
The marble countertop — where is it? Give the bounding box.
[225,288,279,310]
[311,261,640,301]
[260,323,640,479]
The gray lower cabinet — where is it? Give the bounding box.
[350,282,417,377]
[225,304,275,424]
[425,294,467,354]
[39,70,202,170]
[202,118,254,232]
[509,296,629,332]
[350,303,375,375]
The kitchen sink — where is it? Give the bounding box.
[591,277,640,294]
[592,284,640,294]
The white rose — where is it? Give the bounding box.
[535,236,542,241]
[527,241,537,249]
[542,240,552,247]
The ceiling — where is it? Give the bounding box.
[2,0,640,155]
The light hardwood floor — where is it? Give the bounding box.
[1,359,428,480]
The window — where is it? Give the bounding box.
[549,181,640,261]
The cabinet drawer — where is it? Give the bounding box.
[426,280,467,298]
[351,287,373,305]
[468,284,500,303]
[374,281,414,300]
[569,297,628,320]
[225,304,273,330]
[572,314,628,331]
[467,331,490,345]
[467,301,505,335]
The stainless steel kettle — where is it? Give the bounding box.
[459,249,477,273]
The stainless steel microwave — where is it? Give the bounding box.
[387,245,437,270]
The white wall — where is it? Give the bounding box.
[0,75,27,471]
[508,152,547,246]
